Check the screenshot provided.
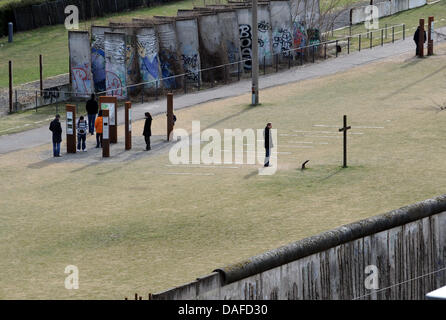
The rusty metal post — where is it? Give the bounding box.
[428,16,434,56]
[66,104,76,154]
[167,93,173,141]
[125,102,132,150]
[347,37,350,54]
[39,54,43,96]
[359,34,361,51]
[419,19,424,57]
[381,29,383,46]
[370,31,372,48]
[102,109,110,158]
[9,61,13,113]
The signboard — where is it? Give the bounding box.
[66,111,73,135]
[129,109,132,132]
[430,21,434,39]
[103,116,109,140]
[101,103,116,126]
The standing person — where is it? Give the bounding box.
[77,115,88,152]
[86,93,98,135]
[49,114,62,157]
[95,110,103,148]
[413,26,427,56]
[263,122,273,167]
[143,112,152,151]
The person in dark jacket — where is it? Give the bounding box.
[143,112,152,151]
[49,114,62,157]
[413,26,427,56]
[263,122,273,167]
[85,93,98,135]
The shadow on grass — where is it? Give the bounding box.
[381,64,446,100]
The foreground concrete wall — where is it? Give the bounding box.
[270,1,293,59]
[152,195,446,300]
[351,0,426,25]
[176,18,202,84]
[69,31,94,98]
[217,10,242,74]
[91,26,112,93]
[136,27,161,93]
[105,32,127,99]
[156,22,183,89]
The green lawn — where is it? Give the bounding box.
[1,43,446,299]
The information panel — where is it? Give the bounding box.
[66,111,73,135]
[103,116,109,140]
[101,103,116,126]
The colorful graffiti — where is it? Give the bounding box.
[239,24,252,70]
[159,50,177,89]
[293,21,307,56]
[91,32,107,92]
[72,64,92,97]
[137,32,160,90]
[105,70,124,98]
[105,34,127,99]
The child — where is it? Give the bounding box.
[77,116,88,152]
[95,110,103,148]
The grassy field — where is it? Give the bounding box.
[0,0,437,88]
[1,43,446,299]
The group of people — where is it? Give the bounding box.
[48,94,106,157]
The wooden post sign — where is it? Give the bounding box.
[428,16,434,56]
[125,101,132,150]
[66,104,76,154]
[99,96,118,144]
[419,19,425,58]
[167,93,173,141]
[102,109,110,158]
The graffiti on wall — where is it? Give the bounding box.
[91,32,107,92]
[239,24,252,70]
[71,63,92,97]
[273,28,293,57]
[105,35,127,99]
[159,50,177,89]
[258,20,271,62]
[181,53,199,82]
[137,32,160,89]
[293,21,307,56]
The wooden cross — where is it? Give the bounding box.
[339,115,351,168]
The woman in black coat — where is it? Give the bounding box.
[49,114,62,157]
[143,112,152,151]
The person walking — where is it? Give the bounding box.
[95,110,103,148]
[49,114,62,157]
[86,93,98,135]
[143,112,152,151]
[263,122,273,167]
[413,26,427,56]
[77,115,88,152]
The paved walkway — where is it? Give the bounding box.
[2,27,446,155]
